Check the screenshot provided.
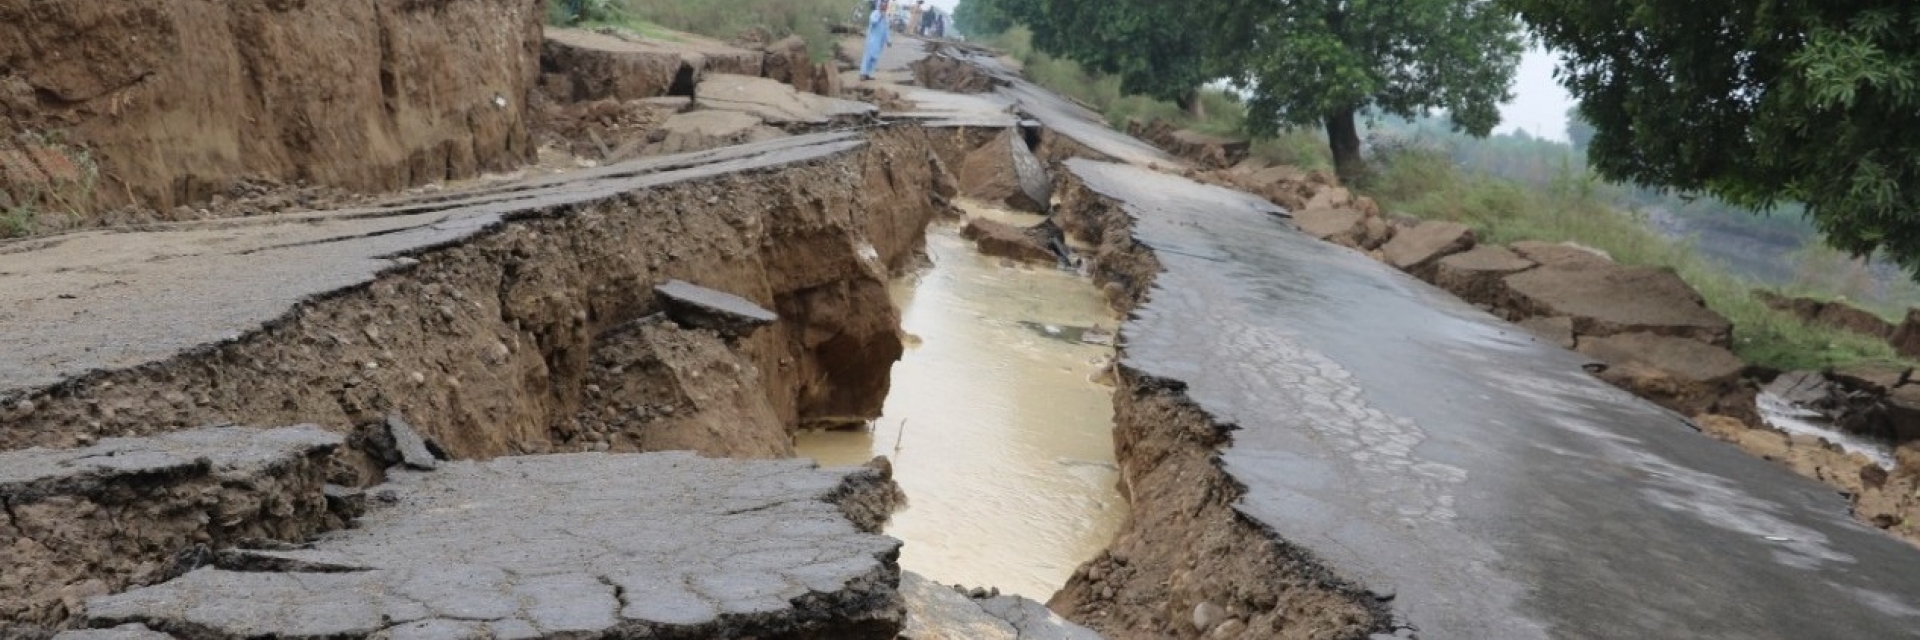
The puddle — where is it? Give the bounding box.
[796,212,1126,601]
[1756,392,1896,469]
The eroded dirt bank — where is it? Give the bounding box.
[1043,170,1388,639]
[0,0,542,215]
[0,126,939,475]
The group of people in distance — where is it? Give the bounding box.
[859,0,950,81]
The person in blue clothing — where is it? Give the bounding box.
[860,0,892,81]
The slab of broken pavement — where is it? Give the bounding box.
[4,28,1920,640]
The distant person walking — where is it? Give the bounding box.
[860,0,892,81]
[909,1,926,36]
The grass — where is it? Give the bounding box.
[1,131,97,239]
[1368,150,1908,371]
[613,0,848,61]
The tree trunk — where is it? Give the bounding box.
[1186,90,1207,121]
[1324,107,1366,185]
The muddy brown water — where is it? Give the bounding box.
[797,207,1126,601]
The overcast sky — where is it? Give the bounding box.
[1496,47,1577,142]
[914,2,1577,140]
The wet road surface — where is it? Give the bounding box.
[1068,159,1920,638]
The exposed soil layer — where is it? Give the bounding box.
[0,426,345,626]
[1046,170,1386,639]
[0,0,543,213]
[0,128,941,474]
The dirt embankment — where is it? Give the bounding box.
[0,0,542,217]
[0,127,941,482]
[1043,169,1387,639]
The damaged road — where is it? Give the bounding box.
[77,450,905,639]
[1052,159,1920,638]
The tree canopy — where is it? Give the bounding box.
[1506,1,1920,271]
[1205,0,1522,179]
[957,0,1522,182]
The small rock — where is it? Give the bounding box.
[1210,619,1248,638]
[1192,602,1227,632]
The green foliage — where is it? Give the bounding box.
[1,202,35,239]
[1005,0,1213,108]
[548,0,626,26]
[954,0,1019,38]
[1368,147,1906,370]
[619,0,846,60]
[1207,0,1522,179]
[1506,1,1920,276]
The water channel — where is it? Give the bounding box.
[796,206,1127,601]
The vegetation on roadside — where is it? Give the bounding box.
[960,0,1521,182]
[1507,1,1920,275]
[0,131,98,240]
[1367,144,1906,370]
[549,0,849,61]
[965,19,1909,371]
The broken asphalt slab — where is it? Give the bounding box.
[0,133,864,397]
[72,451,905,639]
[1068,158,1920,639]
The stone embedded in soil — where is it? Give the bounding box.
[1380,220,1476,281]
[0,426,344,626]
[77,452,905,640]
[899,573,1103,640]
[961,218,1061,265]
[1433,245,1536,307]
[1577,332,1747,416]
[655,279,779,338]
[1503,263,1733,346]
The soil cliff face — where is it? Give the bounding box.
[0,0,542,212]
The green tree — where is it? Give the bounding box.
[959,0,1213,113]
[954,0,1023,38]
[1207,0,1522,182]
[1030,0,1214,113]
[1507,2,1920,272]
